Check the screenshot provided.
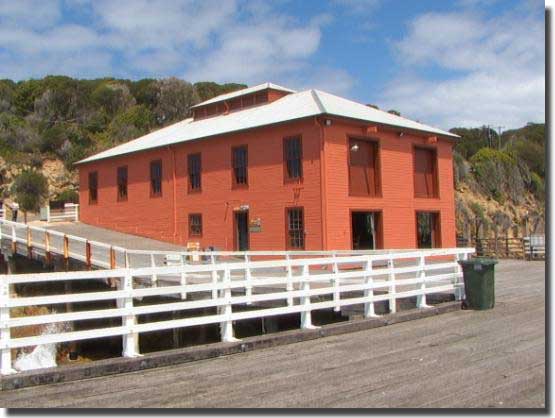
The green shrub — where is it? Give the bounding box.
[530,172,545,201]
[470,148,525,204]
[56,189,79,204]
[10,170,48,216]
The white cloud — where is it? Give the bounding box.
[0,0,61,29]
[184,9,326,85]
[380,8,545,129]
[0,0,352,92]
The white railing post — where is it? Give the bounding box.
[0,275,14,375]
[455,252,468,301]
[74,204,79,222]
[416,254,431,308]
[11,225,16,254]
[332,252,340,312]
[119,271,140,357]
[180,254,187,300]
[285,254,293,306]
[150,253,158,287]
[300,264,317,329]
[210,254,218,300]
[388,257,396,314]
[244,254,252,305]
[46,205,50,223]
[363,256,378,318]
[220,266,238,342]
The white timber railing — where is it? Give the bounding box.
[0,218,474,271]
[46,203,79,223]
[523,235,545,259]
[0,247,474,375]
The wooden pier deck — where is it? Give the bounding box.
[40,221,186,252]
[0,259,545,408]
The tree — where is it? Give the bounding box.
[154,78,199,125]
[10,170,48,223]
[387,109,401,116]
[130,78,159,109]
[193,82,246,102]
[91,82,136,116]
[106,105,154,146]
[450,127,491,159]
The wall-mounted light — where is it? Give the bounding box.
[325,119,332,126]
[350,143,359,152]
[398,132,404,137]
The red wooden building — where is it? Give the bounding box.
[77,83,459,251]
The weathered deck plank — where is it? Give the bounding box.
[0,259,545,408]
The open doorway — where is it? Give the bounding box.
[416,211,441,248]
[351,211,382,250]
[234,210,250,251]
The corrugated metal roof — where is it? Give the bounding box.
[190,82,296,108]
[77,88,458,165]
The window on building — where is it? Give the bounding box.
[284,136,303,181]
[229,98,241,111]
[232,146,248,187]
[286,207,305,249]
[189,214,202,237]
[416,212,441,248]
[349,138,380,196]
[254,92,268,104]
[241,95,254,107]
[414,147,438,198]
[150,160,162,197]
[188,153,201,192]
[88,171,98,204]
[205,105,216,117]
[117,166,128,201]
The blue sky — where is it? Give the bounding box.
[0,0,545,129]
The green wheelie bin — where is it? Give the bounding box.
[458,257,497,310]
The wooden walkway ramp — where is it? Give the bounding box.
[0,259,545,408]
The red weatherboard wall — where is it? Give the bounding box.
[322,118,456,249]
[79,118,324,250]
[79,116,456,250]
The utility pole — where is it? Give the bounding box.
[495,126,505,149]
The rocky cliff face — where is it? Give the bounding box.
[0,157,78,200]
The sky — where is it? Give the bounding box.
[0,0,545,130]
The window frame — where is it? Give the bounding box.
[415,211,441,249]
[285,206,305,250]
[88,171,98,205]
[188,213,203,238]
[150,159,163,198]
[116,166,128,202]
[347,136,382,197]
[283,135,303,183]
[349,209,384,250]
[413,145,439,199]
[231,145,249,189]
[187,153,202,193]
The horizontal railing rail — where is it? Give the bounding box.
[0,247,475,375]
[46,204,79,223]
[0,218,473,270]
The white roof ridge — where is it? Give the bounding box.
[191,82,296,108]
[314,89,458,137]
[77,86,458,165]
[310,89,327,114]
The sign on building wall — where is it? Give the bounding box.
[249,218,262,233]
